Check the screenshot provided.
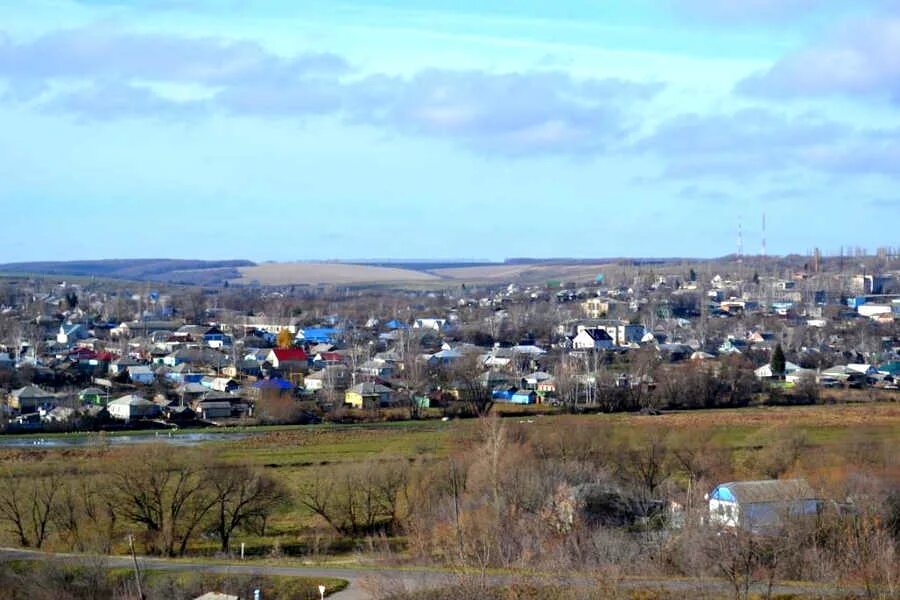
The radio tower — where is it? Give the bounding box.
[761,212,767,258]
[738,217,744,263]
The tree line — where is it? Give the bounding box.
[0,446,286,557]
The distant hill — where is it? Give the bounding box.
[0,259,255,284]
[0,256,747,288]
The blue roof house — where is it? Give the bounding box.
[296,328,340,344]
[707,479,820,533]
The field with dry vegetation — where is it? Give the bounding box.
[0,403,896,598]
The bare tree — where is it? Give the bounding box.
[208,464,288,553]
[299,458,410,537]
[0,471,60,549]
[109,446,217,556]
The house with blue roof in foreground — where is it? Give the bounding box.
[707,479,820,533]
[295,327,341,344]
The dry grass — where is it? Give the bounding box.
[229,259,717,286]
[234,260,659,286]
[432,263,619,283]
[613,402,900,430]
[235,263,441,286]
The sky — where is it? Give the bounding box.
[1,0,898,262]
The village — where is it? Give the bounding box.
[0,256,898,432]
[0,258,897,598]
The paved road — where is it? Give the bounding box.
[0,547,853,599]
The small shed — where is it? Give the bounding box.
[510,390,538,405]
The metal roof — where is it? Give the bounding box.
[713,479,817,504]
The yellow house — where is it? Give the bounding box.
[582,298,609,319]
[345,382,392,408]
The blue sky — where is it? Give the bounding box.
[1,0,898,262]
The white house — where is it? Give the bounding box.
[572,328,614,351]
[753,361,801,379]
[846,363,878,376]
[108,395,161,421]
[585,321,646,346]
[414,318,447,331]
[858,304,893,319]
[235,316,300,335]
[57,323,87,345]
[707,479,820,533]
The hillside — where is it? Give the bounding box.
[234,262,442,286]
[0,259,254,284]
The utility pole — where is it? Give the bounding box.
[128,534,145,600]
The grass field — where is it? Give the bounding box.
[431,262,620,283]
[234,262,442,285]
[0,402,896,560]
[232,259,673,286]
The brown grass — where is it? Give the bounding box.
[234,262,441,285]
[432,263,620,283]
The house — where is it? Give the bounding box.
[176,382,208,404]
[250,377,294,397]
[107,395,161,421]
[707,479,820,533]
[109,356,143,376]
[236,316,300,335]
[127,365,156,385]
[296,327,340,344]
[580,320,646,346]
[312,351,345,369]
[266,348,309,372]
[200,376,239,394]
[165,362,204,384]
[8,386,56,413]
[345,382,392,409]
[582,298,610,319]
[754,361,801,379]
[414,318,448,331]
[203,326,231,349]
[57,323,88,345]
[42,406,76,424]
[719,337,750,355]
[492,385,518,401]
[523,371,556,395]
[193,592,239,600]
[657,343,694,362]
[359,358,393,378]
[425,347,462,366]
[78,387,106,406]
[572,328,614,351]
[304,365,351,392]
[195,400,233,420]
[482,347,513,368]
[510,390,538,405]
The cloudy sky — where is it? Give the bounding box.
[1,0,898,262]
